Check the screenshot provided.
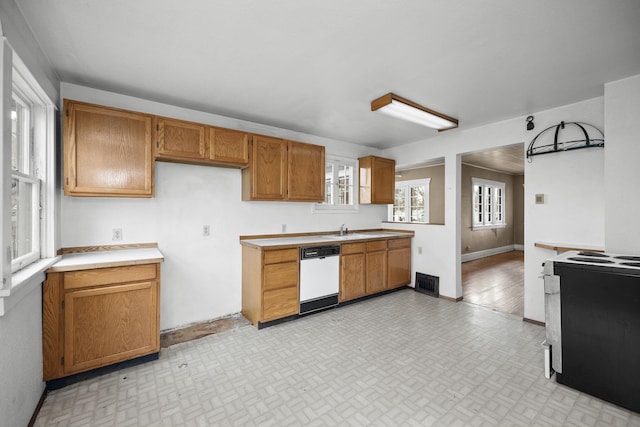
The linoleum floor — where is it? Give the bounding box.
[36,289,640,426]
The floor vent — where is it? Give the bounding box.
[415,273,439,297]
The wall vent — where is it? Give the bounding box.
[415,273,439,297]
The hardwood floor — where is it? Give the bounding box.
[462,250,524,317]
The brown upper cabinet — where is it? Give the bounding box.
[243,135,288,200]
[242,138,325,202]
[153,117,249,168]
[286,140,325,201]
[64,99,154,197]
[209,127,250,166]
[358,155,395,204]
[154,117,207,161]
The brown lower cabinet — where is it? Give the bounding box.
[241,235,412,327]
[340,237,412,302]
[365,240,388,294]
[340,243,367,301]
[388,238,412,288]
[43,263,161,381]
[242,246,299,326]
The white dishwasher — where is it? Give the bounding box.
[299,245,341,314]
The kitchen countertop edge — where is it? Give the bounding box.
[240,230,415,249]
[47,247,165,273]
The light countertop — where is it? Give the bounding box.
[240,230,414,249]
[47,247,164,272]
[534,241,605,253]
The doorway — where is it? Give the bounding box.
[460,144,525,317]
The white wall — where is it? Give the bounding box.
[604,74,640,254]
[383,97,605,322]
[60,83,388,330]
[0,285,43,427]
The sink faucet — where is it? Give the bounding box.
[339,224,348,235]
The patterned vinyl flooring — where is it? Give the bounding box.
[35,289,640,426]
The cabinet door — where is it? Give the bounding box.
[358,156,395,204]
[64,281,159,375]
[388,245,411,288]
[244,135,288,200]
[366,250,388,294]
[372,157,395,204]
[209,127,249,167]
[155,117,207,161]
[64,100,153,197]
[287,140,325,201]
[340,252,366,302]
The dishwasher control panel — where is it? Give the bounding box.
[300,245,340,259]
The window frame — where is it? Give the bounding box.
[472,177,506,230]
[387,178,430,223]
[1,43,57,303]
[312,155,359,213]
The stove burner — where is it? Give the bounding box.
[619,262,640,267]
[614,256,640,262]
[577,252,609,257]
[567,257,615,264]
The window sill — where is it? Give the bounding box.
[0,257,59,316]
[382,221,445,226]
[312,204,360,214]
[386,221,429,224]
[472,224,507,231]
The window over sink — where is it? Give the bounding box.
[313,155,358,213]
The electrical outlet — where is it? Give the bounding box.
[203,225,211,237]
[112,228,123,241]
[418,246,423,255]
[281,224,287,233]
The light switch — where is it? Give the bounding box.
[535,194,545,204]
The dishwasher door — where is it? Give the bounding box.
[299,247,340,314]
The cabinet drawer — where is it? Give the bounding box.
[64,264,157,291]
[388,238,411,249]
[366,240,388,252]
[341,242,365,255]
[263,261,298,291]
[264,248,299,264]
[262,287,298,321]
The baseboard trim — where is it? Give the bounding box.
[46,352,159,391]
[462,245,519,263]
[28,387,47,427]
[523,317,545,327]
[439,295,464,302]
[514,244,524,251]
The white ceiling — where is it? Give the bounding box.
[14,0,640,149]
[462,144,525,175]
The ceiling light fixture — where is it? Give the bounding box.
[371,93,458,131]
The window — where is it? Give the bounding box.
[313,156,358,212]
[4,52,55,280]
[472,178,506,229]
[11,91,41,272]
[388,179,430,223]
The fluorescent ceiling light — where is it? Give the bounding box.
[371,93,458,131]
